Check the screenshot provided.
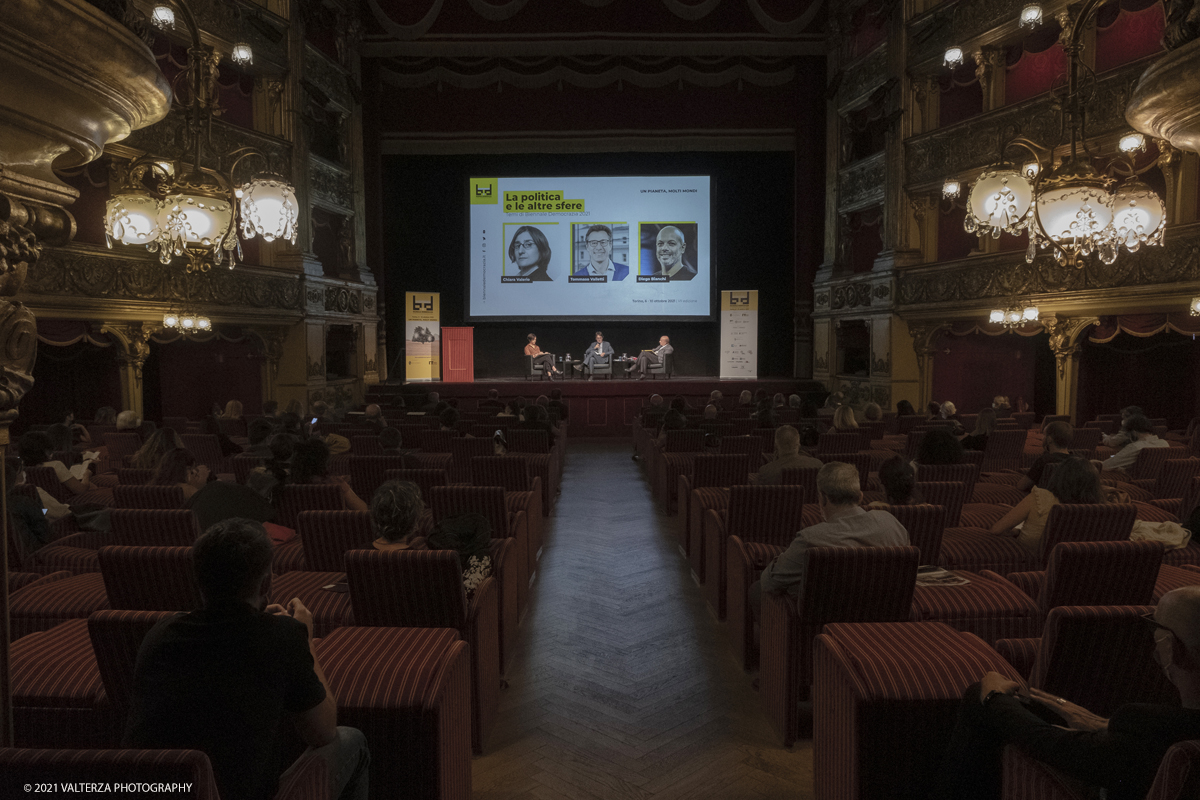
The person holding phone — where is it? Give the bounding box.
[934,587,1200,800]
[125,519,370,800]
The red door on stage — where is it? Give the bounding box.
[442,327,475,383]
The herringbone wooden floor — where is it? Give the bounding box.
[473,440,814,799]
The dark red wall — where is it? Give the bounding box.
[931,331,1043,417]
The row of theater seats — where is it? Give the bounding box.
[631,412,1200,798]
[5,429,569,799]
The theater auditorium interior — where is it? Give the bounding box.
[3,0,1200,797]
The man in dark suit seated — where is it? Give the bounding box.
[625,336,673,379]
[478,389,505,411]
[934,586,1200,800]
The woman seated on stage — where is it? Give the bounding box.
[524,334,563,379]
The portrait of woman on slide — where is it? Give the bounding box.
[508,225,553,281]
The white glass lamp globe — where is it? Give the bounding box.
[1109,179,1165,252]
[966,169,1033,233]
[105,193,162,247]
[236,178,299,244]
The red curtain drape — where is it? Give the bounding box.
[1088,314,1200,343]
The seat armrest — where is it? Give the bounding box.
[275,748,329,800]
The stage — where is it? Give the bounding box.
[367,377,827,437]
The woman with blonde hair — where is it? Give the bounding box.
[130,428,185,470]
[832,404,859,430]
[960,407,997,451]
[219,400,243,420]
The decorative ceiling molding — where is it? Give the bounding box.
[379,127,796,154]
[364,38,823,59]
[364,0,826,48]
[379,56,797,90]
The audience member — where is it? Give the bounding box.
[737,390,753,408]
[185,469,276,532]
[265,434,294,482]
[772,393,786,408]
[151,448,210,501]
[419,392,440,414]
[755,405,777,429]
[261,400,279,417]
[749,462,908,617]
[1102,405,1145,450]
[788,394,802,409]
[915,428,965,468]
[709,390,724,408]
[992,395,1012,418]
[897,399,916,417]
[926,402,942,418]
[754,388,769,405]
[310,401,331,425]
[219,400,243,420]
[960,408,996,451]
[199,415,243,457]
[6,458,51,553]
[18,430,96,496]
[823,391,845,410]
[871,456,923,506]
[124,518,370,800]
[426,510,494,599]
[988,456,1104,557]
[479,389,505,411]
[862,402,882,422]
[290,439,369,512]
[669,395,688,413]
[361,404,386,429]
[498,401,519,418]
[518,404,557,448]
[130,428,186,470]
[756,425,821,485]
[45,423,75,454]
[655,409,687,446]
[702,404,718,421]
[438,406,460,432]
[1102,413,1167,475]
[284,399,303,416]
[832,405,858,430]
[1017,421,1073,492]
[368,480,427,551]
[243,419,276,458]
[94,406,117,426]
[548,388,569,422]
[933,586,1200,800]
[116,410,142,434]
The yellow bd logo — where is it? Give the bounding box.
[470,178,498,204]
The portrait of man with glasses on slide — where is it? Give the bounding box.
[572,224,629,281]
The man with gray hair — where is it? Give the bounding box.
[749,461,908,615]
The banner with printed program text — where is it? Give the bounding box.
[405,292,441,382]
[720,290,758,379]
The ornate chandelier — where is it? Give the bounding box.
[103,1,297,272]
[951,3,1166,269]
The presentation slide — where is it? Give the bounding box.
[467,175,712,320]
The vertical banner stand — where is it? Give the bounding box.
[720,290,758,380]
[405,292,441,382]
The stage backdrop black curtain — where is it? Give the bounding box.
[380,151,798,379]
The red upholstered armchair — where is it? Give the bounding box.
[994,540,1164,629]
[816,432,860,456]
[679,453,751,578]
[980,428,1028,472]
[112,484,184,510]
[0,747,326,800]
[294,510,374,572]
[449,436,494,484]
[345,549,500,755]
[274,484,344,528]
[760,545,920,746]
[470,455,543,577]
[1002,740,1200,800]
[995,605,1177,716]
[877,503,948,565]
[706,484,805,624]
[99,546,202,611]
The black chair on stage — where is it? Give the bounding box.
[525,354,551,381]
[646,351,674,379]
[582,354,612,381]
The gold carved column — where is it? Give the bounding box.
[907,320,949,411]
[1041,315,1099,421]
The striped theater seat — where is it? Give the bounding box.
[995,541,1164,632]
[470,455,543,576]
[348,454,422,501]
[719,434,764,463]
[229,456,265,485]
[274,484,343,528]
[9,620,110,747]
[1133,457,1200,500]
[112,485,185,510]
[813,621,1022,800]
[727,537,785,671]
[1002,739,1200,800]
[994,605,1177,716]
[981,429,1029,473]
[99,546,201,611]
[295,510,374,572]
[314,626,471,800]
[916,464,980,500]
[102,433,142,467]
[37,510,204,577]
[680,454,750,579]
[179,435,227,474]
[449,436,494,484]
[9,573,109,641]
[430,485,528,613]
[115,468,154,485]
[877,504,948,565]
[705,485,805,623]
[350,435,384,456]
[909,568,1041,645]
[267,569,351,639]
[345,549,499,755]
[760,545,920,746]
